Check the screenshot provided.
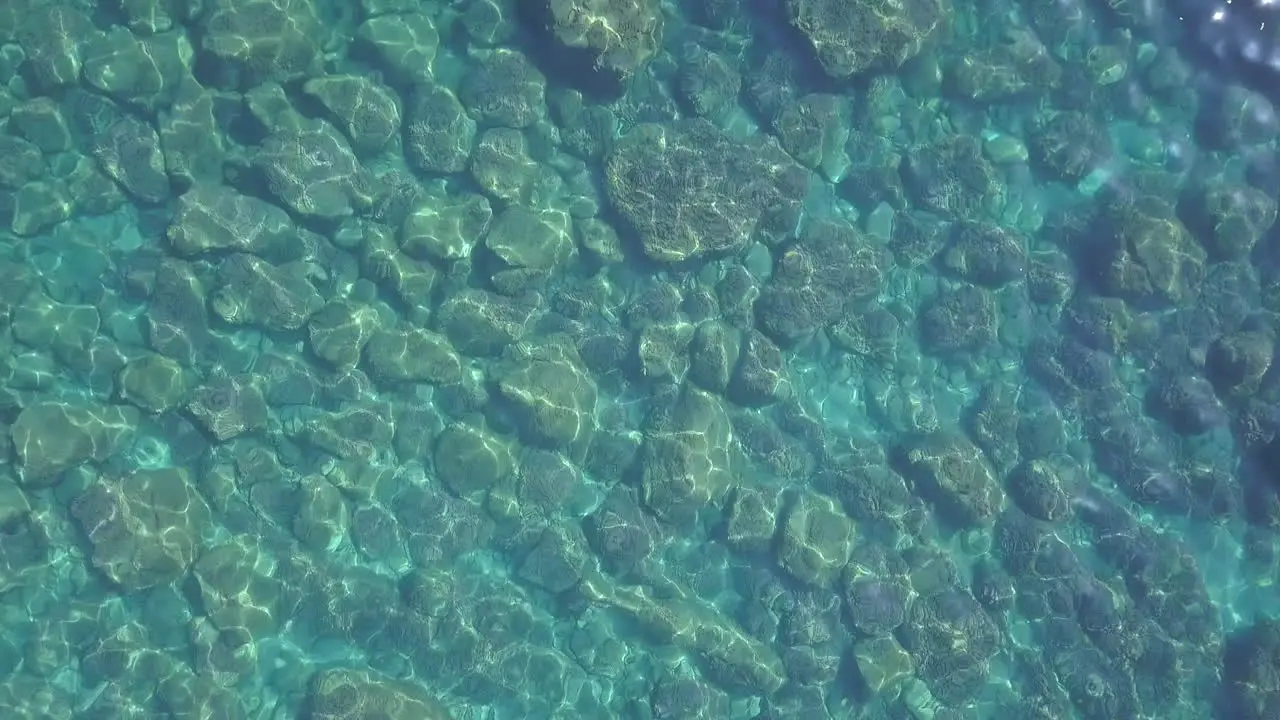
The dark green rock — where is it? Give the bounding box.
[94,116,170,204]
[9,98,71,153]
[256,120,371,220]
[201,0,324,88]
[364,327,462,384]
[168,185,294,257]
[117,353,190,414]
[210,254,323,333]
[302,75,401,155]
[11,402,140,484]
[356,12,439,84]
[459,48,546,128]
[308,300,381,370]
[70,467,212,590]
[403,81,475,175]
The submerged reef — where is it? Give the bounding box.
[0,0,1276,718]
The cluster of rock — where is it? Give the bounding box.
[0,0,1276,718]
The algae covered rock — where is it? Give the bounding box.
[308,667,453,720]
[903,134,1003,220]
[364,326,462,384]
[787,0,945,78]
[439,288,540,357]
[541,0,663,83]
[308,300,381,370]
[117,353,191,414]
[459,48,546,128]
[94,116,170,204]
[1184,179,1278,260]
[901,432,1005,526]
[186,370,269,441]
[606,119,809,263]
[640,386,736,525]
[210,254,323,333]
[485,205,574,279]
[404,81,475,175]
[9,98,72,154]
[256,119,371,220]
[898,587,1000,705]
[201,0,324,88]
[11,402,140,484]
[1096,193,1205,307]
[920,284,997,353]
[356,11,439,84]
[778,490,855,586]
[755,219,888,343]
[167,185,294,257]
[772,93,853,181]
[400,192,491,260]
[728,329,792,407]
[494,341,598,452]
[1028,110,1111,184]
[434,422,514,500]
[677,44,741,119]
[939,221,1027,287]
[302,75,401,155]
[70,467,212,590]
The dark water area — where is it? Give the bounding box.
[1,0,1280,718]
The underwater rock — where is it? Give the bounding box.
[401,192,492,261]
[211,254,323,333]
[117,353,191,414]
[201,0,324,88]
[71,467,212,590]
[536,0,662,85]
[82,28,192,113]
[639,386,735,526]
[459,48,546,129]
[494,342,597,453]
[11,402,139,484]
[364,326,462,385]
[724,487,780,556]
[308,667,453,720]
[469,127,561,207]
[9,98,71,154]
[356,11,439,84]
[786,0,945,78]
[404,82,474,175]
[901,432,1005,526]
[434,422,514,501]
[605,119,809,264]
[256,119,371,220]
[303,75,402,155]
[186,369,269,441]
[439,289,540,357]
[95,116,170,204]
[308,300,381,371]
[167,185,294,257]
[778,490,855,586]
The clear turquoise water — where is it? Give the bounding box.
[0,0,1279,718]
